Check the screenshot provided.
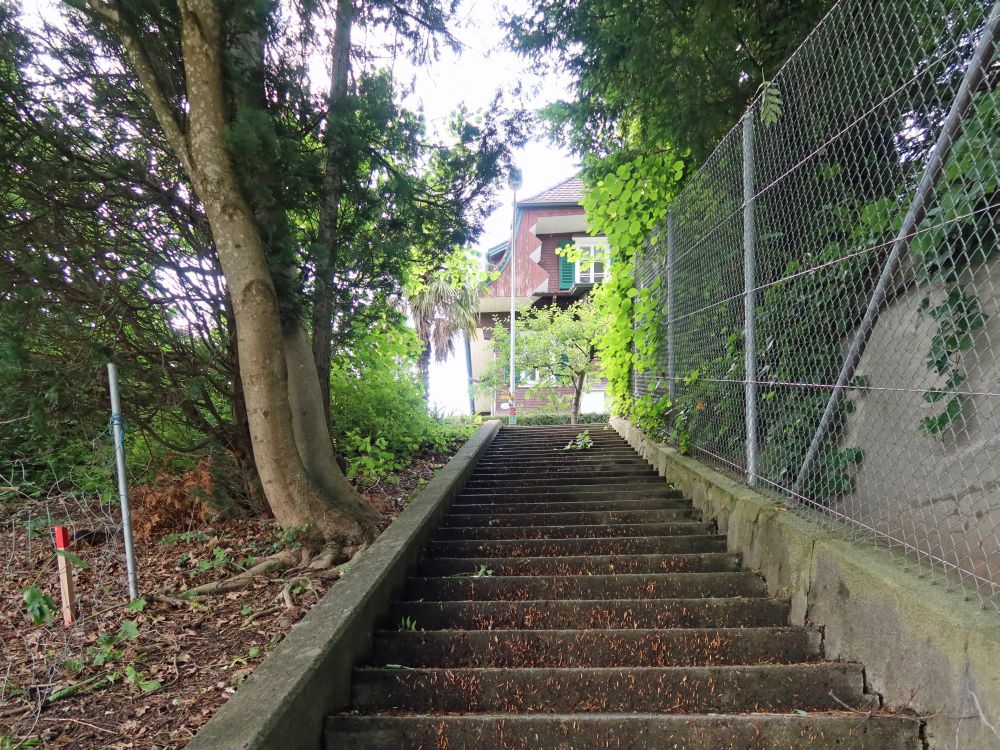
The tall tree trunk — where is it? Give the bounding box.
[90,0,378,550]
[311,0,354,425]
[417,336,432,402]
[284,327,379,537]
[571,372,585,425]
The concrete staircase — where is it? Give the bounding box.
[327,425,920,749]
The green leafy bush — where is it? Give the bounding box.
[329,322,474,478]
[581,149,686,425]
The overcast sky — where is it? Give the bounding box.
[392,1,579,242]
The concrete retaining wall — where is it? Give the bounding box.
[186,420,501,750]
[612,417,1000,750]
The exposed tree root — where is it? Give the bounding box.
[181,549,300,597]
[307,547,340,570]
[172,541,355,599]
[149,593,209,611]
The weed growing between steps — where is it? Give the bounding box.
[562,431,594,451]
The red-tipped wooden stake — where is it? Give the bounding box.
[54,526,76,627]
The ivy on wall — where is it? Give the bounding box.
[911,87,997,435]
[574,150,686,433]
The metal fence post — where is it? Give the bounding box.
[742,114,759,488]
[666,213,676,402]
[107,363,139,601]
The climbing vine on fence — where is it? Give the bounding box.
[575,149,686,431]
[910,87,997,435]
[576,82,996,501]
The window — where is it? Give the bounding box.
[573,236,609,285]
[519,368,541,386]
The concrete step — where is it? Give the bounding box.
[489,436,625,446]
[485,446,633,455]
[418,552,741,577]
[497,422,618,436]
[461,484,671,500]
[441,509,697,527]
[455,488,685,503]
[480,449,639,461]
[427,534,728,558]
[471,466,660,480]
[432,521,716,541]
[327,713,918,750]
[371,627,821,667]
[402,572,767,601]
[474,458,651,471]
[388,597,791,630]
[325,427,920,750]
[472,463,652,475]
[484,443,631,454]
[452,497,692,514]
[351,663,872,713]
[475,458,644,470]
[490,431,619,440]
[465,475,665,489]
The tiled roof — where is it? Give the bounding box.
[518,175,584,206]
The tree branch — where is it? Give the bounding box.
[84,0,195,177]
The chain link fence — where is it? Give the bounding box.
[633,0,1000,611]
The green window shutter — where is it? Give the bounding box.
[558,243,575,290]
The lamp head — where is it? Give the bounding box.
[508,167,523,192]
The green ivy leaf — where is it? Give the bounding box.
[118,620,139,641]
[55,549,91,570]
[22,586,57,625]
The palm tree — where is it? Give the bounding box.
[407,273,482,403]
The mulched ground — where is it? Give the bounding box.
[0,444,460,749]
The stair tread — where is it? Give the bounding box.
[327,712,918,750]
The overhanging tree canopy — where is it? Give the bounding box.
[0,0,521,556]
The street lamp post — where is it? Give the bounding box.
[507,167,522,426]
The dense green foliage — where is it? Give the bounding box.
[1,1,233,491]
[508,0,831,161]
[0,0,513,500]
[911,87,998,435]
[506,0,893,500]
[329,321,474,478]
[527,0,1000,504]
[506,0,833,437]
[578,151,686,431]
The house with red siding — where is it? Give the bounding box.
[469,175,609,416]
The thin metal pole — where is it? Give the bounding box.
[464,332,475,416]
[508,186,518,426]
[795,0,1000,492]
[666,214,677,402]
[107,363,139,601]
[743,114,759,488]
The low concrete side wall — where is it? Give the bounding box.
[612,417,1000,750]
[187,420,501,750]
